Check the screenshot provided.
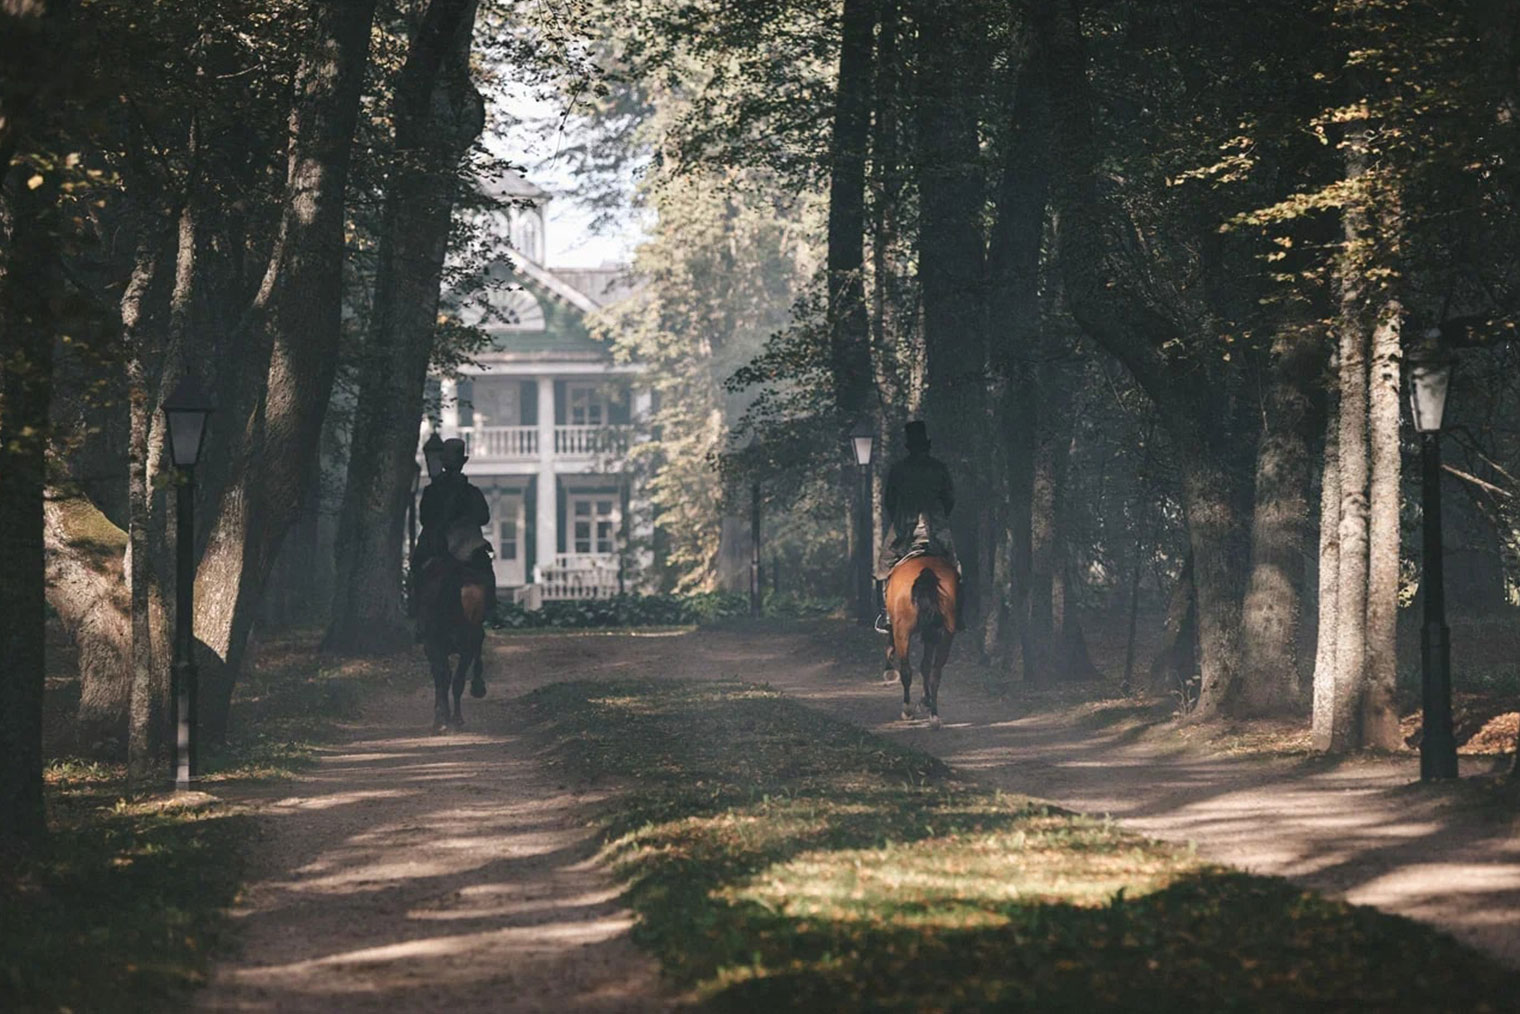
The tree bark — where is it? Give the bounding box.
[325,0,483,654]
[1331,234,1371,753]
[914,0,988,621]
[1024,364,1074,684]
[1238,325,1326,714]
[985,51,1048,669]
[826,0,876,421]
[42,493,132,748]
[0,172,57,848]
[1310,378,1342,749]
[1362,298,1403,748]
[195,0,378,741]
[123,238,172,789]
[1034,0,1249,716]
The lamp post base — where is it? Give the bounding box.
[1419,621,1458,781]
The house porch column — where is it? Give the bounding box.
[534,375,556,575]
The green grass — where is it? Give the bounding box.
[5,636,409,1013]
[526,679,1520,1012]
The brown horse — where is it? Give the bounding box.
[417,559,488,733]
[882,555,959,728]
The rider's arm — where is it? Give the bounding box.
[884,463,900,521]
[468,485,490,527]
[418,485,439,527]
[938,463,955,515]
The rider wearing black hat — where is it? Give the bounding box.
[410,438,495,628]
[873,420,958,632]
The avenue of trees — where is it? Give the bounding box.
[4,0,1520,849]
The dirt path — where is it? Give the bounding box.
[482,626,1520,968]
[196,679,664,1012]
[200,624,1520,1010]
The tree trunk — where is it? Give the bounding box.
[985,52,1047,668]
[0,170,57,848]
[914,0,988,621]
[195,0,378,742]
[1034,0,1249,715]
[43,494,132,748]
[1310,379,1342,749]
[1238,325,1325,714]
[826,0,876,421]
[1331,246,1371,753]
[1362,299,1403,748]
[122,237,174,789]
[326,0,483,653]
[1181,452,1250,719]
[1025,369,1074,684]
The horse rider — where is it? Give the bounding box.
[409,437,497,635]
[873,419,959,633]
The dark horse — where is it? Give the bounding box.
[882,555,960,728]
[417,559,488,733]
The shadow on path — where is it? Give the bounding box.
[197,674,664,1013]
[502,624,1520,969]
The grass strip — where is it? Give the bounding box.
[4,636,409,1012]
[526,678,1519,1012]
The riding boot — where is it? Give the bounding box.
[874,581,891,635]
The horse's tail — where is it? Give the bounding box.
[911,568,944,642]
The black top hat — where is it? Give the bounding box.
[441,437,469,468]
[905,420,929,450]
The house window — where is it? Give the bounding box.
[570,496,618,555]
[476,381,520,427]
[567,383,607,427]
[498,515,518,561]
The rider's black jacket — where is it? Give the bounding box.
[883,450,954,534]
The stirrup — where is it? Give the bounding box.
[874,613,891,635]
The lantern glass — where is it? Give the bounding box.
[849,420,875,466]
[1409,357,1453,433]
[161,376,215,468]
[166,410,209,467]
[851,434,874,466]
[423,433,446,479]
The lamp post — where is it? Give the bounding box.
[850,419,876,625]
[161,378,215,793]
[422,430,445,481]
[1409,333,1458,781]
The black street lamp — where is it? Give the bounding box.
[850,419,876,625]
[1409,333,1458,781]
[422,430,445,480]
[162,377,215,793]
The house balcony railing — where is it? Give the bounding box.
[456,424,632,462]
[460,425,537,461]
[554,424,630,458]
[535,552,621,601]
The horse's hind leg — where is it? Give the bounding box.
[426,643,451,733]
[449,650,470,728]
[895,627,914,721]
[925,635,952,730]
[883,640,899,685]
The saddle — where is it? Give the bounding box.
[445,520,491,563]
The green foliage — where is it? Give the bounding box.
[525,679,1520,1009]
[488,590,838,630]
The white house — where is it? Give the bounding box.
[424,176,649,605]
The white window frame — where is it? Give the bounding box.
[566,383,607,427]
[568,493,619,555]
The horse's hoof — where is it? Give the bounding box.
[901,708,913,722]
[433,722,450,735]
[470,676,486,699]
[882,671,898,685]
[930,714,942,730]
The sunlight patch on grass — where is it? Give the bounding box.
[527,678,1520,1011]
